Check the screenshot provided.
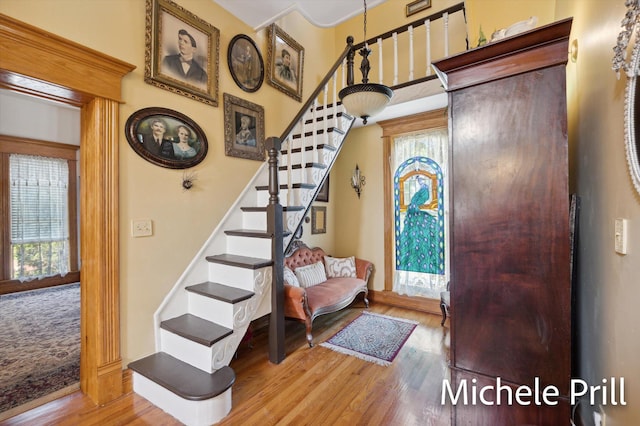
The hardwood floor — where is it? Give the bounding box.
[0,303,451,426]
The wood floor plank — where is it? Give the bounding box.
[0,303,450,426]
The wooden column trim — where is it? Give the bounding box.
[0,13,135,406]
[81,98,123,403]
[378,109,447,292]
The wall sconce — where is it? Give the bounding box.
[351,164,366,198]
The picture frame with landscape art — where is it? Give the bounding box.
[266,23,304,102]
[125,107,208,169]
[311,206,326,234]
[228,34,264,93]
[405,0,431,16]
[223,93,265,161]
[145,0,220,106]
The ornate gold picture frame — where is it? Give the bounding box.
[266,23,304,102]
[223,93,265,161]
[145,0,220,106]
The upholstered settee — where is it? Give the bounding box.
[283,242,373,347]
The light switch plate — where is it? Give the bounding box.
[132,219,153,237]
[614,218,627,255]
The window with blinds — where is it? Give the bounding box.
[9,154,70,280]
[0,135,79,294]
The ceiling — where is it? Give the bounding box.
[213,0,387,30]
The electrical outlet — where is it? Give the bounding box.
[131,219,153,237]
[614,218,628,254]
[594,411,602,426]
[594,410,606,426]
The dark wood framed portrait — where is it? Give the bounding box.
[316,176,330,202]
[125,107,208,169]
[311,206,326,234]
[145,0,220,106]
[228,34,264,93]
[266,23,304,102]
[223,93,265,161]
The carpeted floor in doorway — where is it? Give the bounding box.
[320,311,418,366]
[0,283,80,414]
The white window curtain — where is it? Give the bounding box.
[9,154,70,281]
[392,129,449,298]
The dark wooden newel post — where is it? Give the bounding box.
[266,136,285,364]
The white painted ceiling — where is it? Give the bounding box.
[213,0,387,30]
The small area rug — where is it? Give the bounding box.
[320,311,418,366]
[0,283,80,415]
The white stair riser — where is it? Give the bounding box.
[132,372,232,426]
[256,187,313,207]
[226,235,271,258]
[242,210,299,230]
[188,293,238,329]
[242,210,266,230]
[280,148,335,167]
[160,329,215,373]
[208,263,261,291]
[277,168,318,185]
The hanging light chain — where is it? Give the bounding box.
[363,0,368,47]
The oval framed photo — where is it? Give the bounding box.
[228,34,264,93]
[125,107,208,169]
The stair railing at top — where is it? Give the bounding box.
[351,2,466,90]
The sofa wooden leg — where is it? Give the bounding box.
[363,293,370,308]
[440,302,447,326]
[305,319,314,347]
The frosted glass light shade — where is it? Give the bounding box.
[339,83,393,124]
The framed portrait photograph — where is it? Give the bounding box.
[125,107,208,169]
[266,23,304,102]
[311,206,326,234]
[228,34,264,93]
[316,176,330,202]
[223,93,265,161]
[145,0,220,106]
[406,0,432,17]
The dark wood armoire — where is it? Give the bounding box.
[433,18,573,425]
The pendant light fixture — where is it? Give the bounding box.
[338,0,393,125]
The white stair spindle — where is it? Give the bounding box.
[332,72,338,130]
[443,12,449,57]
[425,19,431,76]
[408,25,414,81]
[377,37,384,84]
[286,136,292,206]
[312,99,318,166]
[393,32,398,86]
[323,85,329,152]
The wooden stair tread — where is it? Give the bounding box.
[292,127,345,139]
[129,352,235,401]
[241,205,305,212]
[205,253,273,269]
[186,282,254,303]
[278,162,327,170]
[255,183,315,191]
[280,144,338,155]
[224,229,271,238]
[224,228,291,238]
[160,314,232,346]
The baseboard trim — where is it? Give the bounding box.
[369,290,441,316]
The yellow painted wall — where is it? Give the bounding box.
[3,2,640,424]
[557,0,640,424]
[0,0,337,365]
[466,0,556,47]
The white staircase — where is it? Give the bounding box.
[128,100,355,425]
